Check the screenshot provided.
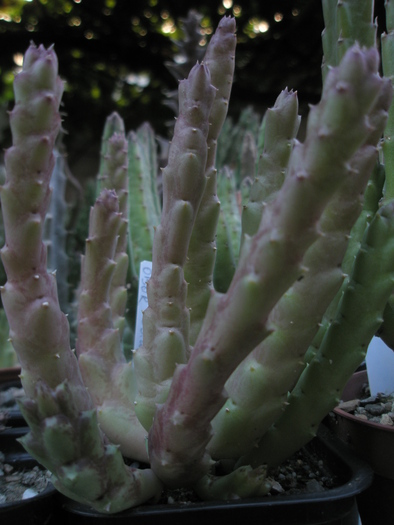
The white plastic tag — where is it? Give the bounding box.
[134,260,152,350]
[366,336,394,396]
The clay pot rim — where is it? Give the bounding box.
[333,406,394,433]
[333,370,394,434]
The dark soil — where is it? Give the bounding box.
[0,383,24,432]
[156,443,342,505]
[0,452,51,504]
[0,381,51,505]
[0,382,342,507]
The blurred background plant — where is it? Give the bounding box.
[0,0,329,184]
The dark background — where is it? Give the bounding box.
[0,0,388,182]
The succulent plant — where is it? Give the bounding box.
[44,145,70,315]
[0,308,17,368]
[163,9,207,117]
[1,1,394,514]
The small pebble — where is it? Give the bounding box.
[5,474,22,482]
[3,464,14,475]
[359,395,379,407]
[269,480,284,494]
[22,471,38,486]
[380,414,393,426]
[364,404,385,416]
[355,413,368,420]
[22,488,38,500]
[338,399,359,412]
[306,479,324,493]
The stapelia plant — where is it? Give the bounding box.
[1,5,394,513]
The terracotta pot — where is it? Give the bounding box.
[330,369,394,525]
[332,369,394,479]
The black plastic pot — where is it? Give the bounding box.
[55,425,372,525]
[0,366,21,384]
[0,380,29,454]
[0,416,28,454]
[0,452,57,525]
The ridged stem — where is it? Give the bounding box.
[96,115,129,335]
[241,88,300,239]
[0,43,161,513]
[184,16,237,345]
[148,45,385,488]
[76,190,148,462]
[133,62,216,431]
[381,0,394,201]
[241,200,394,468]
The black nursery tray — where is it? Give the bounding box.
[56,425,372,525]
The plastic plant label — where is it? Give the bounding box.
[134,260,152,350]
[366,336,394,396]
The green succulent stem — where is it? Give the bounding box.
[147,44,387,488]
[76,189,148,461]
[209,143,384,460]
[96,120,130,335]
[381,0,394,202]
[133,62,216,431]
[184,16,237,345]
[240,200,394,468]
[0,43,161,513]
[241,88,300,240]
[322,0,376,79]
[213,166,242,292]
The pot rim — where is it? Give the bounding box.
[0,453,56,512]
[0,367,21,384]
[60,425,374,521]
[333,370,394,434]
